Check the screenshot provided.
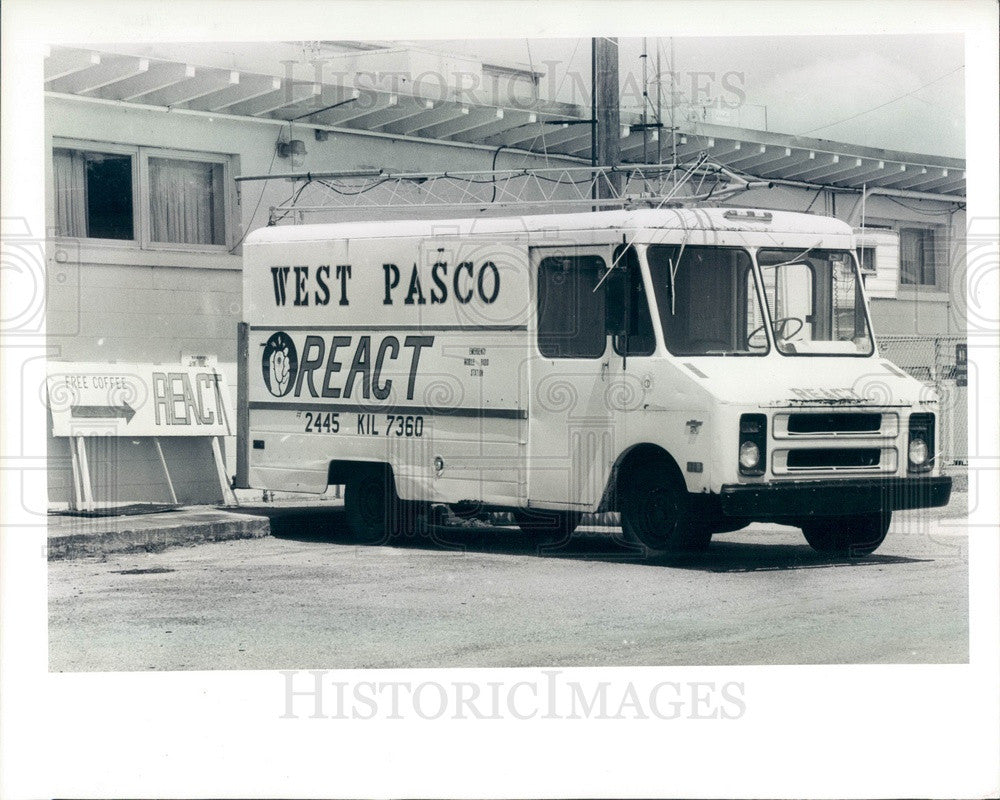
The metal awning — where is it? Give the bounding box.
[45,44,966,198]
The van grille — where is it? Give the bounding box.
[787,412,881,434]
[773,411,898,439]
[786,448,881,469]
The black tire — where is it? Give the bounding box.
[619,457,711,557]
[801,512,891,557]
[344,464,399,544]
[512,508,581,546]
[394,499,432,540]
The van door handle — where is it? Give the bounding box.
[600,360,610,381]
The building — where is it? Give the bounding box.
[43,41,967,506]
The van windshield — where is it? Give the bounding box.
[646,245,768,356]
[756,248,874,356]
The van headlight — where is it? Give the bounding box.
[908,413,935,473]
[908,437,928,468]
[739,441,761,470]
[739,414,767,476]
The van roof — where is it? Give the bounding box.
[244,207,854,244]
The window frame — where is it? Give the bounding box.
[52,138,236,254]
[768,259,817,340]
[52,140,140,246]
[647,244,770,358]
[856,245,877,279]
[535,253,611,360]
[139,146,234,253]
[898,225,942,289]
[754,248,876,359]
[611,244,657,358]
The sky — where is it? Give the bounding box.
[422,35,965,158]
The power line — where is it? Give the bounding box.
[512,38,583,160]
[229,125,282,250]
[801,64,964,135]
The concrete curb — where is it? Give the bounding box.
[46,491,967,561]
[47,509,271,561]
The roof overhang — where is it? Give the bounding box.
[44,44,966,199]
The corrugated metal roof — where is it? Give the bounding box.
[45,44,966,198]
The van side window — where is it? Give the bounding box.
[612,245,656,357]
[537,255,607,358]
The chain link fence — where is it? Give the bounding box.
[877,334,968,481]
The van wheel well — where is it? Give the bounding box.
[327,459,392,487]
[599,444,685,513]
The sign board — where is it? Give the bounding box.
[47,362,232,437]
[955,343,967,387]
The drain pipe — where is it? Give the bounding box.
[753,176,965,226]
[847,185,965,226]
[762,175,964,204]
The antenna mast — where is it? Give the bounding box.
[641,38,649,164]
[670,38,677,177]
[656,39,662,164]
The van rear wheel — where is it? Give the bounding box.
[801,512,891,557]
[512,509,581,545]
[619,459,710,556]
[344,465,399,544]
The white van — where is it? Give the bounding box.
[236,207,951,557]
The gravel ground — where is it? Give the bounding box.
[49,503,968,671]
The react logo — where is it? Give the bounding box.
[262,332,298,397]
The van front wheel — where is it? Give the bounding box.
[619,460,710,556]
[344,465,399,544]
[801,512,891,557]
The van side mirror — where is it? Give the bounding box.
[604,269,629,336]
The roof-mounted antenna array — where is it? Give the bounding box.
[234,158,774,225]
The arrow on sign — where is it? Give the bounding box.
[70,402,136,423]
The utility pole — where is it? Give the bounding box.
[591,37,621,199]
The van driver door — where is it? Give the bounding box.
[525,244,619,510]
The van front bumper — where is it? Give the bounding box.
[719,475,952,520]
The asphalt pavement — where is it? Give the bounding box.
[48,498,969,670]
